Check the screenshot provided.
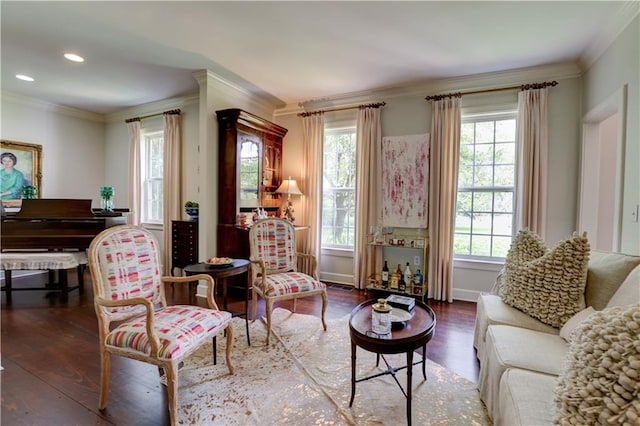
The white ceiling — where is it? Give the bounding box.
[1,1,634,115]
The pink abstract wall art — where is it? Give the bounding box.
[381,134,429,228]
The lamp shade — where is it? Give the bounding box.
[275,177,303,195]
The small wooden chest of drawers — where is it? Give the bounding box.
[171,220,198,275]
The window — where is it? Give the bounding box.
[322,127,356,249]
[141,129,164,224]
[454,112,517,259]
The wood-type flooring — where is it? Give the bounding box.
[1,270,480,425]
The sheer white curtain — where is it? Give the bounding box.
[354,107,383,289]
[162,112,182,275]
[300,113,324,261]
[127,120,141,226]
[517,88,548,239]
[427,97,461,302]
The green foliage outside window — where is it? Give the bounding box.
[322,128,356,249]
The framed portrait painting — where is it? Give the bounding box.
[1,140,42,207]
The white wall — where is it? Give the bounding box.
[582,15,640,255]
[1,93,106,204]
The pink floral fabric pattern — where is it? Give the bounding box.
[93,227,163,317]
[251,219,296,272]
[105,306,231,360]
[255,271,326,297]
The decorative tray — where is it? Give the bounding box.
[390,307,414,324]
[204,257,233,268]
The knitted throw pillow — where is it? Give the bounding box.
[554,304,640,425]
[500,230,590,328]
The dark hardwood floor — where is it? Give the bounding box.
[1,271,480,425]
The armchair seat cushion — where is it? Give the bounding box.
[106,305,232,360]
[255,271,326,297]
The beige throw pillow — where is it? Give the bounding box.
[500,230,590,328]
[554,304,640,425]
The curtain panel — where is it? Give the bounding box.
[127,120,141,226]
[162,113,182,275]
[354,107,383,289]
[300,114,324,265]
[427,97,461,302]
[517,88,548,239]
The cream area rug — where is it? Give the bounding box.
[178,308,491,425]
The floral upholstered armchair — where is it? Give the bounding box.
[249,218,328,344]
[88,225,234,425]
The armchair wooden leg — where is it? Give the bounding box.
[165,362,179,426]
[320,290,328,331]
[265,299,274,345]
[252,289,258,322]
[98,349,111,410]
[225,324,235,374]
[292,298,298,313]
[212,336,217,365]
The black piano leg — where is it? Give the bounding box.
[77,265,85,295]
[60,269,69,302]
[3,270,12,305]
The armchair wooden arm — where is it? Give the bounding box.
[162,273,219,310]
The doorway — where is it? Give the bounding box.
[578,86,627,252]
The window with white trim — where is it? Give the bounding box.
[140,129,164,224]
[321,127,356,249]
[454,112,517,259]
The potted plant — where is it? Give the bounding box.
[184,201,199,221]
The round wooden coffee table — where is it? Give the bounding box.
[349,298,436,426]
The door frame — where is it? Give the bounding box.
[577,84,627,252]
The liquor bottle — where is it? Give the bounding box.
[381,261,389,289]
[404,262,413,285]
[414,269,423,295]
[392,264,402,290]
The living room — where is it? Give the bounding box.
[1,2,639,425]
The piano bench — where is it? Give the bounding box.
[1,252,82,304]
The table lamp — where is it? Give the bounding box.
[275,176,303,222]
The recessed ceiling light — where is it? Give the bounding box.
[16,74,34,82]
[64,53,84,63]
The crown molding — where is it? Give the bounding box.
[103,93,199,124]
[579,1,640,71]
[193,69,285,114]
[279,62,581,115]
[1,91,105,123]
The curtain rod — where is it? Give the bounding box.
[125,108,181,123]
[425,81,558,101]
[298,101,386,117]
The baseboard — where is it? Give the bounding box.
[452,288,482,303]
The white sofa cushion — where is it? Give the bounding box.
[478,325,568,420]
[473,294,558,358]
[498,368,558,426]
[606,263,640,308]
[586,251,640,309]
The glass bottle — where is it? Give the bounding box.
[404,262,413,287]
[414,269,423,295]
[371,298,391,335]
[381,261,389,289]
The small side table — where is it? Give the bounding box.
[184,259,251,345]
[348,299,436,426]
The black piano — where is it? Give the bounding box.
[1,198,128,302]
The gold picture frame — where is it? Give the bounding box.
[1,140,43,207]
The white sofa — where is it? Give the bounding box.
[473,250,640,425]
